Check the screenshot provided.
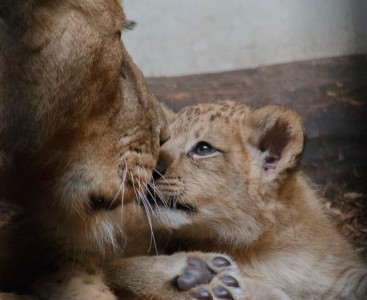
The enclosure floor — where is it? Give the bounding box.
[148,55,367,257]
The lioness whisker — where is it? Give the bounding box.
[135,166,158,254]
[130,170,138,204]
[146,182,164,212]
[147,180,170,209]
[153,168,172,188]
[140,195,158,254]
[136,181,158,255]
[131,171,154,253]
[120,161,128,220]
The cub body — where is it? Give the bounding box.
[150,101,367,299]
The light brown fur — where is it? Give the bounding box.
[144,101,367,299]
[0,0,169,298]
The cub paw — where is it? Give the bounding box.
[175,254,243,300]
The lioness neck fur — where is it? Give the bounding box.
[150,101,367,299]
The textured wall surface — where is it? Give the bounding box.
[122,0,367,77]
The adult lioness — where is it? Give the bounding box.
[0,2,243,299]
[0,0,171,298]
[142,101,367,299]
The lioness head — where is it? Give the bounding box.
[0,0,169,253]
[148,101,304,246]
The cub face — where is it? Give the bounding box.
[149,101,304,245]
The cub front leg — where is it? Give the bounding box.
[106,252,244,300]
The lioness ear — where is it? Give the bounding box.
[246,105,304,178]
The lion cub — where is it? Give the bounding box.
[148,101,367,299]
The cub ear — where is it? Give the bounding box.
[246,105,304,178]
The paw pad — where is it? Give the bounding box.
[212,256,231,268]
[188,257,208,268]
[176,258,213,291]
[213,287,234,299]
[220,275,239,287]
[195,289,213,300]
[176,255,241,300]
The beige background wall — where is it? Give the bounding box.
[122,0,367,77]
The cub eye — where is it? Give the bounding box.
[189,141,216,156]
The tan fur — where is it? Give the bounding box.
[147,101,367,299]
[0,0,169,298]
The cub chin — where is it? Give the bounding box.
[148,101,367,299]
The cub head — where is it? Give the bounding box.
[148,101,304,246]
[0,0,169,253]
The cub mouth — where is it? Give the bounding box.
[143,188,196,213]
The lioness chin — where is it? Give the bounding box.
[145,101,367,299]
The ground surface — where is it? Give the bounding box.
[148,55,367,258]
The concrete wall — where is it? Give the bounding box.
[122,0,367,77]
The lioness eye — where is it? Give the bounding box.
[190,141,216,156]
